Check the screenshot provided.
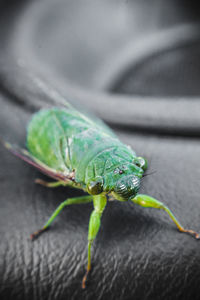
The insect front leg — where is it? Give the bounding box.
[82,194,107,289]
[30,195,93,240]
[131,194,200,239]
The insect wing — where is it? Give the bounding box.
[61,99,116,138]
[2,141,72,182]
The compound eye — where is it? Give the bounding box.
[87,180,103,195]
[133,157,148,171]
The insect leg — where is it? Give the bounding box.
[35,179,64,187]
[30,195,93,240]
[82,194,107,289]
[131,194,200,239]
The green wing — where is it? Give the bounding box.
[62,99,116,138]
[3,141,74,183]
[27,106,118,171]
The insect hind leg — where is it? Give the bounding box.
[30,195,93,240]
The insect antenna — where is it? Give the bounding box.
[142,170,157,177]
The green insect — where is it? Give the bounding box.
[4,103,200,288]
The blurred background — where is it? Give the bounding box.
[1,0,200,134]
[1,1,200,300]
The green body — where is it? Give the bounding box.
[27,107,144,195]
[5,105,199,289]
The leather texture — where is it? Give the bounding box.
[1,1,200,300]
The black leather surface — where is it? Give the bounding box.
[1,1,200,300]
